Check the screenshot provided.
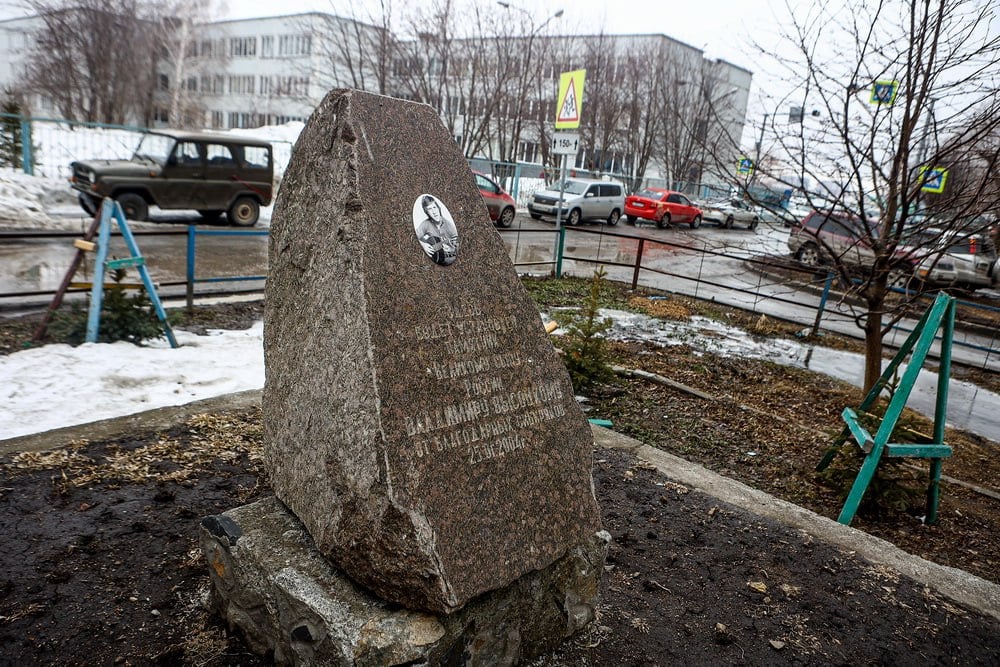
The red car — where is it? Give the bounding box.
[475,171,517,227]
[624,188,703,228]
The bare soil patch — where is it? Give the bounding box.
[2,413,998,665]
[1,292,999,663]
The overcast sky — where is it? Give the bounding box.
[1,0,794,126]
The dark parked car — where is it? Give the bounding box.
[70,130,274,226]
[787,209,929,287]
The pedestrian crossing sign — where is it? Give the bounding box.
[555,69,586,129]
[737,157,754,174]
[919,166,948,194]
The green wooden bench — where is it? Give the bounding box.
[816,291,956,526]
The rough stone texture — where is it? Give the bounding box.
[201,496,609,666]
[263,88,603,614]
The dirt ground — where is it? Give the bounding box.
[1,293,999,664]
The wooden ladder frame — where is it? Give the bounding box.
[84,198,177,348]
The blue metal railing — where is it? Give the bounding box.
[185,226,268,308]
[2,223,1000,371]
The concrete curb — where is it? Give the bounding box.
[591,424,1000,623]
[0,389,262,456]
[1,393,996,623]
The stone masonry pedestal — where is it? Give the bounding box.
[201,497,609,666]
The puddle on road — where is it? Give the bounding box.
[552,307,1000,442]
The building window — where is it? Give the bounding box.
[259,75,309,97]
[199,74,224,94]
[228,75,255,95]
[158,74,169,91]
[261,35,274,58]
[278,34,311,56]
[392,56,423,77]
[210,111,223,128]
[197,38,227,59]
[229,36,257,57]
[154,108,169,123]
[519,140,539,164]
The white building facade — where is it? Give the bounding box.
[0,11,751,192]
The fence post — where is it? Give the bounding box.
[20,116,33,175]
[511,162,521,201]
[809,271,835,337]
[555,227,566,277]
[186,224,197,311]
[631,238,645,290]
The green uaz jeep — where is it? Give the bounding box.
[70,129,273,226]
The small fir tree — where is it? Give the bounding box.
[49,268,168,346]
[562,266,616,393]
[0,96,24,169]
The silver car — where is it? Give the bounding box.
[527,178,625,226]
[914,230,999,290]
[700,198,760,230]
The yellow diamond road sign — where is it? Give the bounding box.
[555,69,586,129]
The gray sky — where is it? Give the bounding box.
[0,0,807,143]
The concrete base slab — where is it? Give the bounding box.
[200,496,609,666]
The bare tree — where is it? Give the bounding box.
[390,0,519,160]
[755,0,1000,391]
[153,0,223,127]
[578,32,626,174]
[307,1,397,95]
[21,0,163,125]
[656,52,723,193]
[617,39,664,192]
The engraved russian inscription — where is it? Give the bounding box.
[400,308,568,465]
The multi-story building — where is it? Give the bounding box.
[0,10,751,192]
[164,13,386,131]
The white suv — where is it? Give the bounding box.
[528,178,625,226]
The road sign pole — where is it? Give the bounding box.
[554,154,567,277]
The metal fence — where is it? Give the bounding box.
[3,222,999,373]
[497,225,1000,373]
[0,226,265,312]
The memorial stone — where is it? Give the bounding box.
[263,88,603,615]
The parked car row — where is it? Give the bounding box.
[700,198,760,230]
[527,178,626,226]
[787,209,1000,291]
[525,181,775,232]
[625,188,702,228]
